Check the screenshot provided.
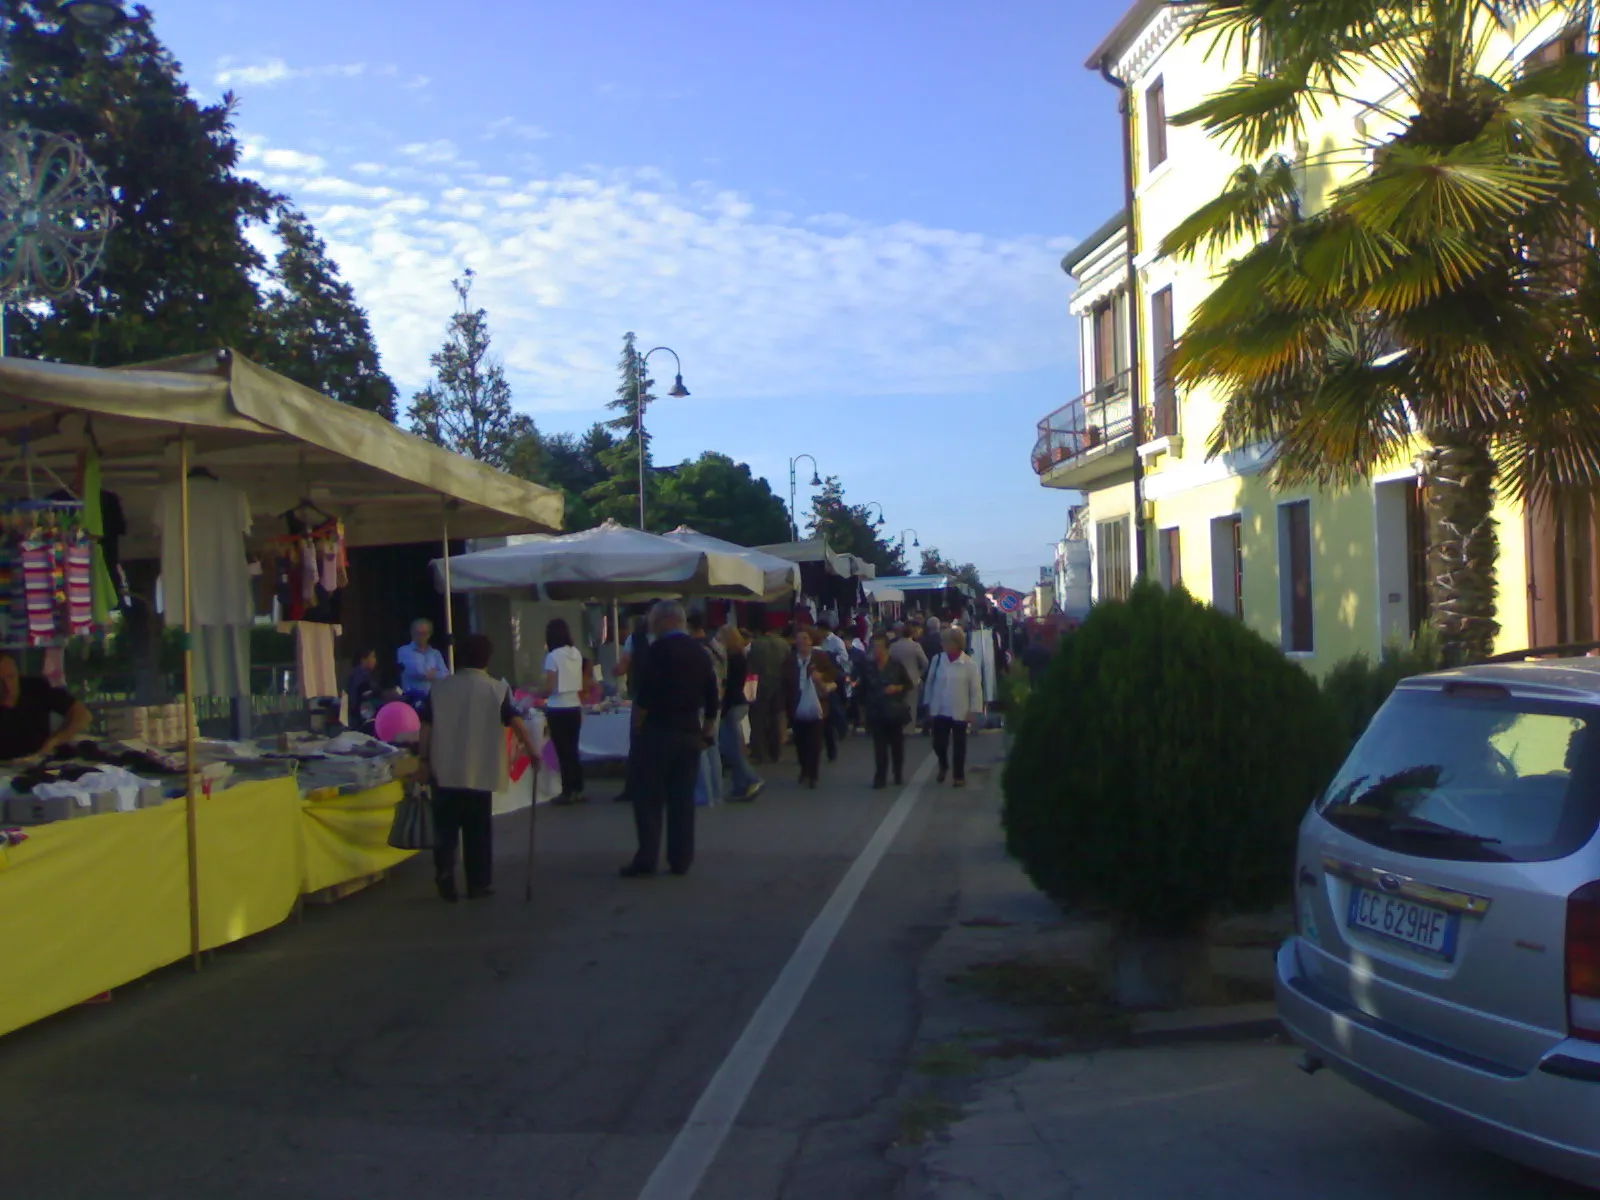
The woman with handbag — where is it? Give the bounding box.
[717,626,763,802]
[859,632,914,789]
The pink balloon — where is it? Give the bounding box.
[374,701,421,744]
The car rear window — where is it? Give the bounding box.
[1317,686,1600,862]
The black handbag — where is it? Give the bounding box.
[388,784,436,850]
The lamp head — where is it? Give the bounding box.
[669,374,689,399]
[914,537,921,548]
[809,472,822,487]
[60,0,126,27]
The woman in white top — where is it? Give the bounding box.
[543,618,588,805]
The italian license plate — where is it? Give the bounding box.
[1347,887,1458,960]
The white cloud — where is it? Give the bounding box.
[261,148,326,173]
[485,116,551,142]
[400,139,459,164]
[215,57,367,89]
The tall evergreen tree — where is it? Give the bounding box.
[585,332,657,525]
[408,270,539,471]
[257,209,398,419]
[1,3,279,364]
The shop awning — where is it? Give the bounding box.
[432,520,767,600]
[863,580,906,604]
[871,574,977,599]
[753,537,855,577]
[0,350,565,548]
[661,527,801,600]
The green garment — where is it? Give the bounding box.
[82,447,117,625]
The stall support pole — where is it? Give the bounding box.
[179,433,202,971]
[441,503,455,672]
[611,599,621,694]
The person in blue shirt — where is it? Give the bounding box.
[398,618,450,698]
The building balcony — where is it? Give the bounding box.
[1032,371,1136,490]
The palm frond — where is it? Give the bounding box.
[1341,141,1560,239]
[1159,156,1300,261]
[1169,74,1311,160]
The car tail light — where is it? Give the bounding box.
[1566,882,1600,1040]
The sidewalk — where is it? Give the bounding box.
[893,765,1587,1200]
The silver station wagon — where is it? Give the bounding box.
[1278,657,1600,1187]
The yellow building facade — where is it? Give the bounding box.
[1037,1,1587,672]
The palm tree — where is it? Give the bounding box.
[1163,0,1600,664]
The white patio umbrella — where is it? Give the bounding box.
[430,519,767,600]
[661,526,801,600]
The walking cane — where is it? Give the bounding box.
[524,761,539,902]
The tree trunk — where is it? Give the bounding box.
[1419,433,1500,666]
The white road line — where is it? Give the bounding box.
[636,755,938,1200]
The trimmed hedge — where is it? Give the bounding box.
[1319,632,1441,762]
[1001,581,1342,936]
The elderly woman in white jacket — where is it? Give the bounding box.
[922,626,986,786]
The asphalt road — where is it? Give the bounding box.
[0,734,975,1200]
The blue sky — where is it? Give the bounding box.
[147,0,1128,589]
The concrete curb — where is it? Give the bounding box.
[1129,1000,1283,1046]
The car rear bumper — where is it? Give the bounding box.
[1276,937,1600,1188]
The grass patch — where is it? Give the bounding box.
[913,1041,984,1077]
[948,956,1132,1044]
[896,1093,963,1147]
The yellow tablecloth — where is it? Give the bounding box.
[299,781,416,895]
[0,777,412,1040]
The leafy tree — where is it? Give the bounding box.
[257,209,398,419]
[586,332,656,526]
[1,3,279,364]
[538,423,617,530]
[408,270,540,471]
[806,476,908,573]
[653,452,794,545]
[1165,0,1600,665]
[919,546,983,593]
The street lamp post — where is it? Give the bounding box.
[635,345,689,530]
[60,0,127,27]
[788,454,821,541]
[861,501,886,528]
[898,528,921,571]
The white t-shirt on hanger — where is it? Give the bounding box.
[154,477,254,627]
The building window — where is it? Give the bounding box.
[1159,527,1182,590]
[1145,77,1168,170]
[1091,294,1124,394]
[1096,518,1131,603]
[1149,285,1176,439]
[1210,515,1243,617]
[1278,500,1313,652]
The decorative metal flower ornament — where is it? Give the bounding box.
[0,126,115,302]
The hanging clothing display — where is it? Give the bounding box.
[270,513,348,625]
[80,447,123,624]
[0,501,96,648]
[294,622,340,700]
[154,476,254,627]
[192,625,251,699]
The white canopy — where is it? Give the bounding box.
[662,526,801,600]
[432,520,767,600]
[755,537,860,577]
[863,580,906,604]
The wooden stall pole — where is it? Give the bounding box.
[440,502,455,672]
[179,432,202,971]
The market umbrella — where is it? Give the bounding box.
[430,520,767,601]
[661,526,801,600]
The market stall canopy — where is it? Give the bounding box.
[431,520,767,600]
[661,526,800,599]
[872,574,978,599]
[863,580,906,605]
[0,350,565,549]
[754,537,854,577]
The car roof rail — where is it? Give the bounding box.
[1484,639,1600,664]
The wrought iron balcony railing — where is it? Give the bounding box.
[1031,370,1133,476]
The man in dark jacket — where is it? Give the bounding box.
[745,625,789,763]
[622,601,720,878]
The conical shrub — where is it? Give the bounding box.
[1002,581,1341,936]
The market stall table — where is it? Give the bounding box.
[579,710,633,763]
